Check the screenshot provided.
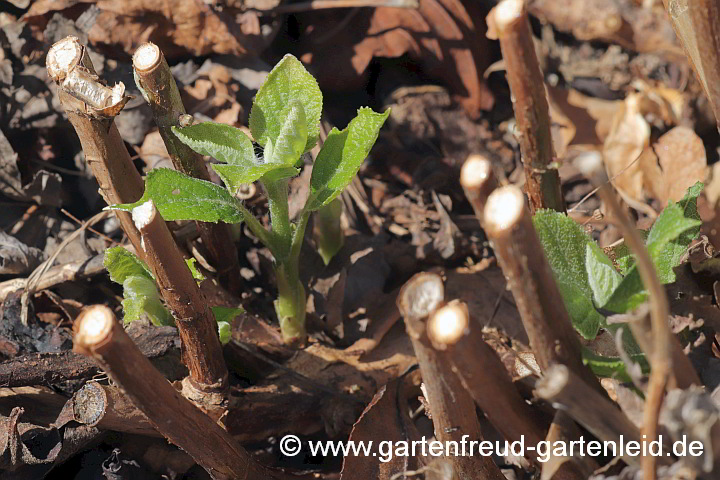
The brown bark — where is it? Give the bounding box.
[492,0,565,213]
[132,42,240,292]
[535,364,671,468]
[397,273,504,480]
[62,382,159,437]
[133,201,228,391]
[46,36,145,258]
[0,322,184,388]
[482,186,602,392]
[427,301,548,465]
[72,305,281,480]
[663,0,720,130]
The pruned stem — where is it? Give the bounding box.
[575,151,699,480]
[46,36,144,257]
[536,365,672,468]
[132,200,228,392]
[398,274,505,480]
[73,306,279,480]
[482,186,602,392]
[132,42,240,292]
[66,382,158,437]
[493,0,565,213]
[427,301,548,465]
[662,0,720,130]
[460,154,499,224]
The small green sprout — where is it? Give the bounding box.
[113,55,389,344]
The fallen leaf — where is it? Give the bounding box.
[641,126,707,205]
[603,93,650,201]
[340,378,416,480]
[0,232,45,275]
[25,0,267,59]
[294,0,494,117]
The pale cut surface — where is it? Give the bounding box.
[47,36,82,80]
[494,0,523,30]
[132,200,156,230]
[76,306,114,346]
[428,302,469,346]
[133,43,161,71]
[484,186,525,233]
[460,155,492,189]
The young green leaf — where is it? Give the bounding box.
[646,182,703,283]
[172,122,256,165]
[122,275,173,327]
[210,306,245,345]
[611,230,648,275]
[265,101,308,166]
[601,183,704,313]
[104,246,153,283]
[249,54,322,153]
[112,168,244,224]
[306,107,390,211]
[585,243,623,307]
[186,258,205,283]
[533,210,608,339]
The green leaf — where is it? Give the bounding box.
[646,182,703,283]
[601,183,704,312]
[307,107,390,211]
[112,168,244,224]
[586,243,623,307]
[185,258,205,283]
[611,230,648,275]
[582,347,649,383]
[265,101,308,166]
[122,275,173,327]
[104,247,153,284]
[173,122,295,192]
[172,122,256,165]
[211,306,245,345]
[249,55,322,153]
[533,209,610,339]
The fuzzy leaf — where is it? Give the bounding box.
[172,122,255,165]
[307,107,389,211]
[646,182,703,283]
[173,122,295,191]
[586,243,623,308]
[211,306,245,344]
[249,54,322,153]
[122,275,173,327]
[112,168,244,224]
[104,247,153,284]
[265,101,308,166]
[601,183,703,312]
[533,210,609,339]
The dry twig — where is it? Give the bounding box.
[73,306,282,480]
[481,186,601,391]
[132,201,228,393]
[398,273,504,480]
[133,43,240,292]
[492,0,565,213]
